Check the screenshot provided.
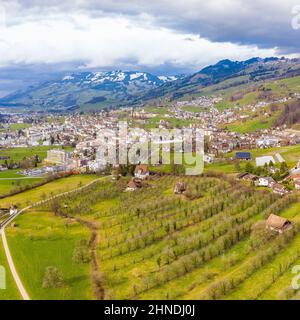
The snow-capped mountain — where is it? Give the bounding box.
[61,71,177,86]
[0,70,181,110]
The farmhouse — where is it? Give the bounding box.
[235,152,251,160]
[271,183,288,195]
[266,214,292,234]
[236,172,258,182]
[134,165,149,180]
[174,181,186,194]
[9,205,18,216]
[256,176,275,187]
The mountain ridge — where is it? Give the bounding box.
[2,57,300,111]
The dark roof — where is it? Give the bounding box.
[237,172,248,179]
[235,152,251,159]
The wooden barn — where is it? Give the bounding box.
[266,214,292,234]
[174,181,186,194]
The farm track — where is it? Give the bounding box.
[75,217,105,300]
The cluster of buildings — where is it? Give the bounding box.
[207,128,300,156]
[175,96,222,108]
[237,172,289,195]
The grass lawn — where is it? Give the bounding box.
[8,123,31,131]
[205,161,237,174]
[0,236,21,300]
[280,201,300,219]
[0,169,45,197]
[0,145,74,165]
[6,210,93,300]
[181,106,203,113]
[206,143,300,174]
[226,116,276,134]
[0,174,99,208]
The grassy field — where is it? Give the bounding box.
[0,145,74,196]
[0,237,21,300]
[206,143,300,174]
[226,115,277,134]
[5,174,300,300]
[0,169,46,197]
[0,174,99,208]
[0,174,102,300]
[6,210,93,300]
[8,123,31,131]
[0,145,73,165]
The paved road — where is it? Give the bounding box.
[0,175,107,300]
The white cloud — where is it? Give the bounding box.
[0,10,278,71]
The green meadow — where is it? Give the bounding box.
[0,236,21,300]
[6,210,93,300]
[3,175,299,300]
[0,174,99,208]
[0,145,73,165]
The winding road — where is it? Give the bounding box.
[0,175,107,300]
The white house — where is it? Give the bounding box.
[256,177,275,187]
[134,165,149,180]
[9,206,18,216]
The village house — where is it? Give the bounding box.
[271,183,288,195]
[174,181,186,194]
[236,172,258,182]
[256,176,275,187]
[134,165,149,180]
[204,154,214,163]
[266,214,292,234]
[9,205,18,216]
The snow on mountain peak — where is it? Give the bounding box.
[61,70,181,86]
[62,75,74,81]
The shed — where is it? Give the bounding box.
[266,214,292,234]
[174,181,186,194]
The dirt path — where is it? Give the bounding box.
[75,218,104,300]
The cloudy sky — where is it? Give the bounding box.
[0,0,299,95]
